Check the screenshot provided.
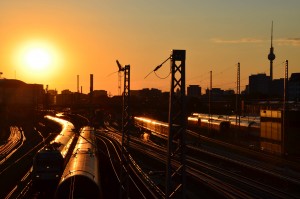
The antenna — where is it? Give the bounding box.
[271,21,273,47]
[268,21,276,80]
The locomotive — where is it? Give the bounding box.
[32,116,77,188]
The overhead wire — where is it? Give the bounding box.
[144,56,171,79]
[154,70,171,80]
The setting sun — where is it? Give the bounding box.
[24,47,51,71]
[13,39,63,81]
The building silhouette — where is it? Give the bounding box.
[248,74,270,97]
[187,85,201,97]
[0,79,44,119]
[289,73,300,101]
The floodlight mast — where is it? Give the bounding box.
[116,60,131,199]
[116,60,124,96]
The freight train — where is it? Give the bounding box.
[32,116,77,188]
[55,126,102,199]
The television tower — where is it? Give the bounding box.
[268,21,276,80]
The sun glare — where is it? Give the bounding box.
[25,47,51,70]
[14,40,62,80]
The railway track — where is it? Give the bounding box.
[186,156,298,199]
[105,124,300,198]
[127,137,247,198]
[187,144,300,192]
[104,127,230,198]
[0,127,23,164]
[187,129,300,173]
[96,130,162,199]
[1,122,59,199]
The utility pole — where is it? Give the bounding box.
[116,60,131,199]
[90,74,94,124]
[77,75,80,93]
[283,60,288,155]
[284,60,289,106]
[236,63,240,128]
[209,71,212,133]
[166,50,186,199]
[122,64,130,148]
[118,71,122,96]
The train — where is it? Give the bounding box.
[32,115,77,188]
[134,117,169,137]
[134,114,260,139]
[134,116,231,137]
[189,113,260,136]
[187,116,231,133]
[55,126,102,199]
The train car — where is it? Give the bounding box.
[134,116,169,137]
[200,119,231,132]
[190,113,260,135]
[188,116,231,132]
[32,116,77,188]
[229,119,260,137]
[55,126,102,199]
[187,116,201,127]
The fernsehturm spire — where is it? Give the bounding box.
[268,21,276,80]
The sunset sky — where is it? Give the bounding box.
[1,0,300,95]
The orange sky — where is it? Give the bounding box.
[1,1,300,95]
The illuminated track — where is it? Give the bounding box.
[103,127,233,198]
[0,127,24,164]
[96,129,163,199]
[1,118,63,199]
[127,136,248,198]
[131,136,299,198]
[107,123,300,198]
[187,129,300,173]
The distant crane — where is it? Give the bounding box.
[106,61,124,96]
